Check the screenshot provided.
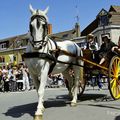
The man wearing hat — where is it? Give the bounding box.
[97,34,116,65]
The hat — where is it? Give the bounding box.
[102,34,111,40]
[87,33,94,38]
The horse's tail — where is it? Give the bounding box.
[75,43,84,66]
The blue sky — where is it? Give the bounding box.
[0,0,120,39]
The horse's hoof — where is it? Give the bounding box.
[34,115,43,120]
[70,102,77,107]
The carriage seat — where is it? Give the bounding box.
[83,49,93,60]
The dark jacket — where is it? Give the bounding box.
[99,41,116,59]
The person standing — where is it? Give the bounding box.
[20,64,30,91]
[0,67,3,92]
[2,66,9,92]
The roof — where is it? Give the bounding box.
[81,19,98,36]
[49,29,76,40]
[109,5,120,13]
[0,33,28,43]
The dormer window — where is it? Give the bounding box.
[97,9,108,27]
[63,34,68,38]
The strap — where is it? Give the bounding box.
[48,40,60,74]
[22,52,56,62]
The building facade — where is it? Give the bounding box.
[0,34,28,65]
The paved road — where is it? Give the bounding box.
[0,87,120,120]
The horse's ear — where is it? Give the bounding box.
[29,4,34,14]
[44,6,49,14]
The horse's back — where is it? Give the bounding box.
[57,40,81,56]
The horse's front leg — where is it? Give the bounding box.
[34,63,50,120]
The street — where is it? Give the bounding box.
[0,87,120,120]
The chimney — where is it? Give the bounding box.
[48,24,52,34]
[75,22,81,37]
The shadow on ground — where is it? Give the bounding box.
[78,93,113,102]
[3,99,67,118]
[3,93,118,118]
[3,102,37,118]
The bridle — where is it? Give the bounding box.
[29,14,48,49]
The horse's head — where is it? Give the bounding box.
[29,4,49,49]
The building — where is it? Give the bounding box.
[49,22,81,41]
[81,5,120,47]
[0,34,28,65]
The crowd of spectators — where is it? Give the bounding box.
[0,63,66,92]
[0,63,32,92]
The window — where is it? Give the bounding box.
[0,43,7,50]
[98,9,108,27]
[99,15,108,26]
[63,34,68,38]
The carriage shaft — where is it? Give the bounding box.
[54,49,108,71]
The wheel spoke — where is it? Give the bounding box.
[115,85,120,98]
[111,64,116,75]
[110,78,116,84]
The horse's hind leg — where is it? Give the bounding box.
[70,66,82,106]
[63,67,74,98]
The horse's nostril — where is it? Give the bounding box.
[39,46,42,49]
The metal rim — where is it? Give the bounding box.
[109,56,120,99]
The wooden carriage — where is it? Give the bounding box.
[50,46,120,100]
[78,48,120,100]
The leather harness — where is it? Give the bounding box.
[22,40,60,74]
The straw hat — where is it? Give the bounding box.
[87,33,94,38]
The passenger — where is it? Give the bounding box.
[97,34,116,65]
[85,33,99,51]
[112,36,120,54]
[84,34,99,60]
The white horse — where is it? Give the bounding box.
[24,4,83,120]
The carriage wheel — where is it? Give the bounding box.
[78,67,86,96]
[109,56,120,100]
